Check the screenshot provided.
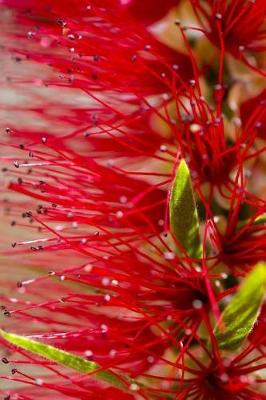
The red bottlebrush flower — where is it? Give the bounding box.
[190,0,266,74]
[217,214,266,270]
[172,337,266,400]
[0,0,265,399]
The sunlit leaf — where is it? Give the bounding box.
[254,214,266,225]
[0,330,128,390]
[215,263,266,351]
[169,159,202,258]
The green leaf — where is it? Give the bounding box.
[169,159,202,258]
[215,263,266,351]
[0,330,128,390]
[254,214,266,225]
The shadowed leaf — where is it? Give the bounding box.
[215,263,266,351]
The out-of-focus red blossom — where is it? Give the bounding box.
[118,0,180,24]
[0,0,265,399]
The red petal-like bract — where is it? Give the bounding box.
[0,1,265,399]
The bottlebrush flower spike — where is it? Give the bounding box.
[0,0,266,399]
[218,211,266,270]
[190,0,266,75]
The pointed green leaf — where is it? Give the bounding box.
[169,159,202,258]
[215,263,266,351]
[0,330,128,390]
[254,214,266,225]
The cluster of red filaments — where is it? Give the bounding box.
[0,1,265,399]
